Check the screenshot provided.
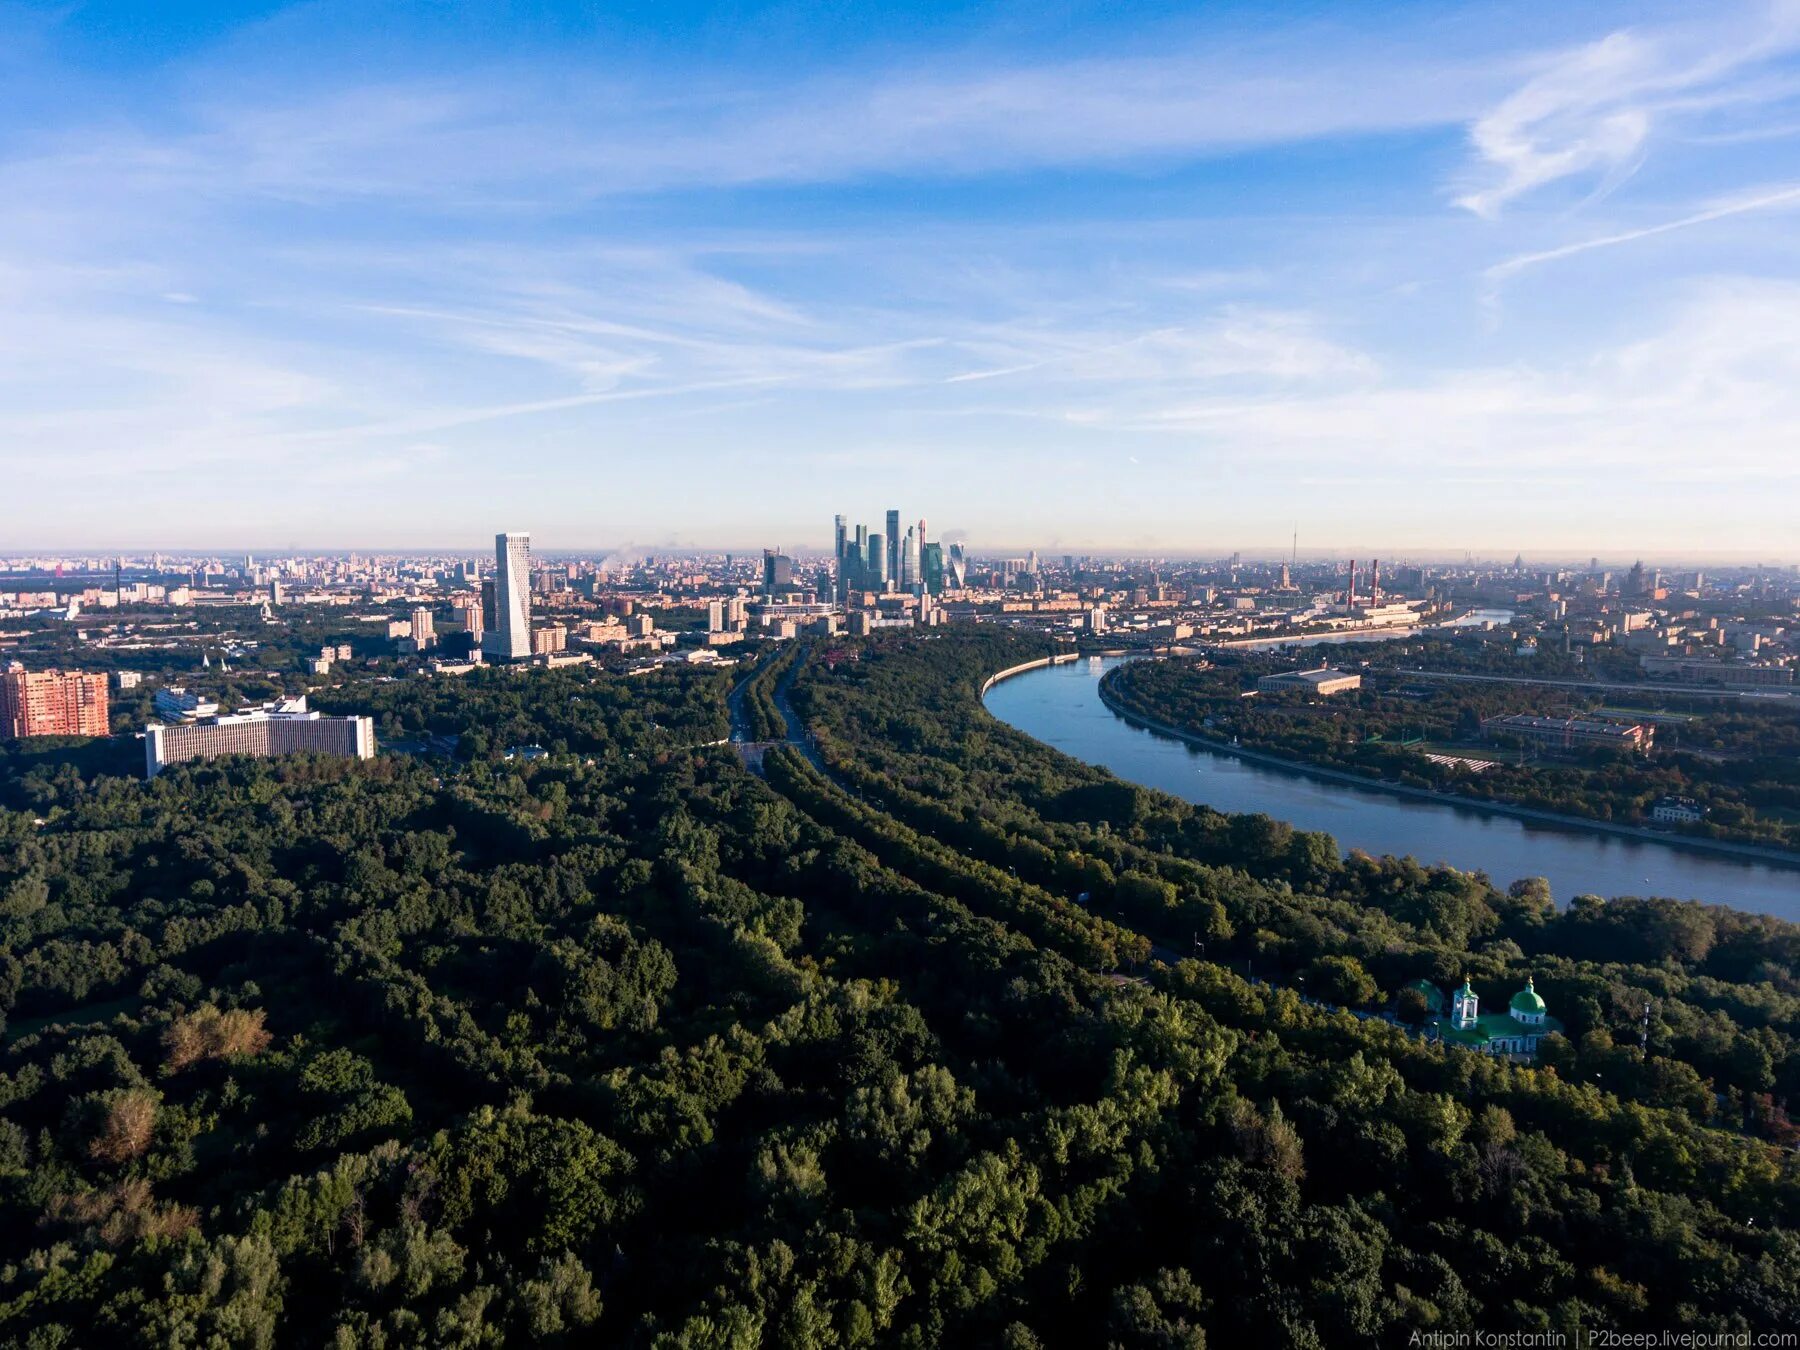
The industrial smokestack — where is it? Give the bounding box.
[1371,559,1380,606]
[1346,559,1357,610]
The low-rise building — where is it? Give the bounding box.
[749,600,836,629]
[1437,977,1562,1060]
[1640,656,1794,686]
[1257,667,1362,696]
[152,686,219,722]
[1480,713,1653,754]
[1652,795,1706,825]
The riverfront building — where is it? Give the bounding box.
[1652,795,1706,825]
[1257,667,1363,696]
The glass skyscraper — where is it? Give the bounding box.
[482,531,533,661]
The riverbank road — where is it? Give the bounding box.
[1402,669,1796,701]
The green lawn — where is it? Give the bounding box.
[2,995,141,1044]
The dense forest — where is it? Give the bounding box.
[1,631,1798,1345]
[1105,652,1800,852]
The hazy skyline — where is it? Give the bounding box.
[5,0,1800,554]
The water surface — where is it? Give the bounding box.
[984,655,1800,920]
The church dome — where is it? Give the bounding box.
[1510,977,1546,1015]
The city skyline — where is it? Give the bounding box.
[1,536,1793,569]
[5,1,1800,552]
[3,6,1799,1335]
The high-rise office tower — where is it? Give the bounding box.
[848,525,869,598]
[762,549,795,595]
[947,542,968,589]
[867,533,888,587]
[482,532,532,662]
[920,541,944,594]
[885,510,900,588]
[833,514,850,600]
[900,527,918,591]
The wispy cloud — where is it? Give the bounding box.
[4,1,1800,550]
[1486,181,1800,277]
[1455,5,1800,216]
[1066,281,1800,487]
[945,311,1375,387]
[0,31,1511,216]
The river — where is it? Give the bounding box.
[983,654,1800,921]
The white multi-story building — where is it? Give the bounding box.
[144,697,374,777]
[1652,796,1706,825]
[153,687,219,722]
[482,532,533,662]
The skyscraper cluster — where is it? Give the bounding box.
[833,509,948,600]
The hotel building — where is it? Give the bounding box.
[144,697,375,777]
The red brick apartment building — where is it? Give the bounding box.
[0,668,111,739]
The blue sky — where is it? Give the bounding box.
[4,0,1800,558]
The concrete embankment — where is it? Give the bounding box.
[980,652,1080,696]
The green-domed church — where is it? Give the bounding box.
[1434,976,1562,1059]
